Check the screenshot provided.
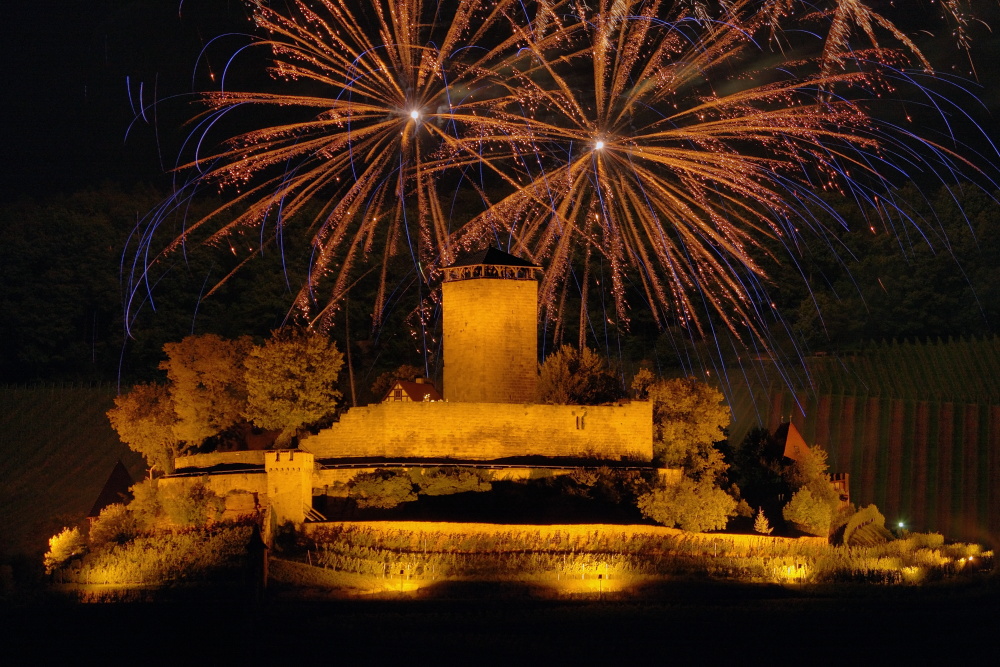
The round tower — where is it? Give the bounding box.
[441,248,540,403]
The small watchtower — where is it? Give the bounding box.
[441,247,540,403]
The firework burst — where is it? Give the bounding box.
[129,0,995,363]
[454,0,989,352]
[129,0,532,331]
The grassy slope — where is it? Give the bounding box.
[0,385,145,558]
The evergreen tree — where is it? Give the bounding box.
[754,507,774,535]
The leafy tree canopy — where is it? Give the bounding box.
[43,526,86,574]
[648,377,730,482]
[244,328,344,446]
[106,382,181,473]
[160,334,253,444]
[537,345,624,405]
[349,469,418,509]
[638,476,737,532]
[783,487,833,537]
[412,466,492,496]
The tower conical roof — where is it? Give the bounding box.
[449,247,540,269]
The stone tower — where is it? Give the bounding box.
[441,247,540,403]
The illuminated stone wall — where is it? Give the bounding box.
[442,277,538,403]
[174,451,266,470]
[158,471,267,521]
[264,450,314,525]
[300,400,653,461]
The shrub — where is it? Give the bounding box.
[128,478,164,532]
[843,504,894,546]
[537,345,623,405]
[637,477,737,532]
[44,527,86,574]
[783,487,832,537]
[412,467,492,496]
[159,481,225,527]
[349,469,417,508]
[89,504,139,548]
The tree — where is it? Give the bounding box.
[783,487,833,537]
[648,377,730,482]
[349,469,417,509]
[158,480,225,527]
[783,443,842,532]
[754,507,774,535]
[244,328,344,446]
[637,477,737,532]
[128,478,165,533]
[537,345,623,404]
[88,503,139,548]
[107,382,181,473]
[412,467,492,496]
[630,368,656,399]
[160,334,253,445]
[729,427,790,517]
[637,376,739,532]
[43,527,86,574]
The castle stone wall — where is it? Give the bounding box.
[300,400,653,461]
[158,472,267,522]
[264,450,314,525]
[174,451,266,470]
[442,278,538,403]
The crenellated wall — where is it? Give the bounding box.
[300,400,653,461]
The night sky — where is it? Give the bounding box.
[5,1,1000,205]
[1,1,255,202]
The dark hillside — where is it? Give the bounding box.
[0,384,144,558]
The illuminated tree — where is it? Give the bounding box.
[754,507,774,535]
[638,376,738,531]
[107,382,181,473]
[783,487,833,537]
[537,345,623,405]
[630,368,656,400]
[244,329,344,446]
[43,526,86,574]
[783,444,842,534]
[349,470,417,509]
[158,480,225,527]
[88,503,139,548]
[412,467,492,496]
[127,479,165,533]
[160,334,253,445]
[648,377,730,482]
[638,476,737,532]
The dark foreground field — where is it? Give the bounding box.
[4,577,997,664]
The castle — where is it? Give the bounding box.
[165,248,655,525]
